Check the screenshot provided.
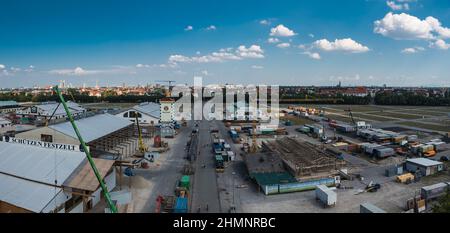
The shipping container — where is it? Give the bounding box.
[173,197,188,213]
[315,185,337,207]
[373,147,395,158]
[421,182,448,201]
[360,203,386,213]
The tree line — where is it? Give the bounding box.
[0,92,165,103]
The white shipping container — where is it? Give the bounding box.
[315,185,337,207]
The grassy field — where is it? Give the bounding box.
[352,113,394,122]
[391,109,448,117]
[369,111,422,120]
[397,121,450,132]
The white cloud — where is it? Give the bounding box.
[260,20,270,25]
[49,67,94,76]
[251,65,264,69]
[401,46,425,53]
[206,25,216,31]
[184,25,193,31]
[270,24,296,37]
[236,45,265,58]
[136,63,151,68]
[25,65,34,72]
[276,43,290,48]
[374,12,450,40]
[168,44,264,65]
[313,38,370,53]
[49,66,131,76]
[425,16,450,39]
[386,1,409,11]
[0,64,5,69]
[10,67,21,72]
[430,39,450,50]
[267,37,280,43]
[308,33,315,38]
[303,51,321,60]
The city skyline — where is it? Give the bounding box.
[1,0,450,88]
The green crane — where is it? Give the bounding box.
[53,86,117,213]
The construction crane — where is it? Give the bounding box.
[135,114,148,156]
[156,80,176,97]
[345,107,358,133]
[53,86,118,213]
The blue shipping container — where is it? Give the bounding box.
[174,197,188,213]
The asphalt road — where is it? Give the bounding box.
[190,120,221,213]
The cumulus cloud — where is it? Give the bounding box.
[276,43,290,48]
[401,46,425,53]
[236,45,265,58]
[302,51,321,60]
[386,1,409,11]
[374,12,450,40]
[313,38,370,53]
[0,64,5,69]
[430,39,450,50]
[168,44,264,65]
[251,65,264,69]
[206,25,216,31]
[270,24,296,37]
[267,37,280,43]
[184,25,193,31]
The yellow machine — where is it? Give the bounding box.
[135,115,148,155]
[396,173,415,184]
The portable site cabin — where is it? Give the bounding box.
[405,158,443,177]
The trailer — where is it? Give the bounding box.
[360,202,386,213]
[315,185,337,207]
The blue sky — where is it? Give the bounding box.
[1,0,450,87]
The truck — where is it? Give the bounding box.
[215,155,225,172]
[315,185,337,207]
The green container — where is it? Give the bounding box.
[180,175,190,189]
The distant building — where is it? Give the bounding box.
[16,101,86,120]
[342,87,368,97]
[116,102,160,126]
[0,101,22,114]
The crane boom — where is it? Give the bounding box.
[53,86,117,213]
